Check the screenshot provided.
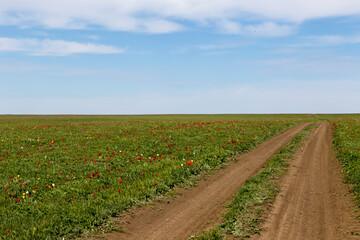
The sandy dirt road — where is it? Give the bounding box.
[257,122,360,240]
[104,123,309,240]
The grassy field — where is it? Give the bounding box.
[2,113,360,122]
[0,116,302,239]
[1,114,359,239]
[331,119,360,205]
[317,114,360,120]
[0,114,314,121]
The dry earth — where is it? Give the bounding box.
[256,122,360,240]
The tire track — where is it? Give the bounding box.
[258,122,360,240]
[103,123,309,240]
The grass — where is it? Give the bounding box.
[192,123,316,239]
[317,114,360,120]
[0,118,303,239]
[331,119,360,206]
[1,113,359,239]
[0,114,315,121]
[2,114,360,123]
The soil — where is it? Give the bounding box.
[103,123,309,240]
[256,121,360,240]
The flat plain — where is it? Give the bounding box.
[1,114,359,239]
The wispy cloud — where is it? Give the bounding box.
[0,38,124,56]
[170,41,252,55]
[197,42,250,50]
[306,34,360,45]
[1,1,360,34]
[139,19,184,34]
[237,53,360,77]
[269,48,298,54]
[0,59,43,72]
[218,21,294,37]
[87,35,99,40]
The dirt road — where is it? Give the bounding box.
[105,123,309,240]
[258,122,360,240]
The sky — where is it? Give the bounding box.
[1,0,360,114]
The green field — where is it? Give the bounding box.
[2,113,360,121]
[0,114,315,121]
[0,115,303,239]
[331,119,360,205]
[1,114,359,239]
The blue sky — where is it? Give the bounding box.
[1,1,360,114]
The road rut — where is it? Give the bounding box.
[105,123,309,240]
[258,122,360,240]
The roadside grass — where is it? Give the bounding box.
[84,157,239,239]
[332,119,360,207]
[192,123,316,239]
[318,114,360,120]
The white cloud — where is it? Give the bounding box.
[218,21,294,36]
[140,19,184,34]
[197,42,249,50]
[0,59,42,72]
[0,38,124,56]
[238,55,360,76]
[87,35,99,40]
[1,1,360,34]
[306,34,360,45]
